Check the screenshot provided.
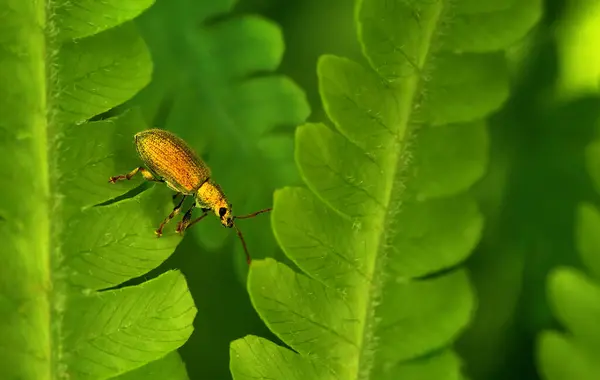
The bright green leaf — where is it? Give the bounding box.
[111,351,189,380]
[296,121,388,219]
[56,23,152,125]
[371,348,465,380]
[415,52,510,126]
[538,202,600,380]
[62,186,182,290]
[406,120,489,200]
[538,331,600,380]
[230,335,332,380]
[64,270,194,378]
[386,195,483,278]
[232,0,540,379]
[546,267,600,347]
[373,269,474,361]
[443,0,543,52]
[0,1,195,379]
[55,0,155,41]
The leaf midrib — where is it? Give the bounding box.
[354,1,446,379]
[46,3,63,379]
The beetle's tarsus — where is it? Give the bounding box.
[155,195,187,237]
[175,221,183,233]
[109,167,160,185]
[108,176,125,183]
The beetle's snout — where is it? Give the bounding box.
[218,205,234,228]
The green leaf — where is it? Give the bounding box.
[65,270,194,378]
[537,203,600,380]
[112,352,189,380]
[56,23,152,126]
[0,1,194,379]
[231,0,540,379]
[538,331,600,380]
[230,335,330,380]
[55,0,155,41]
[575,202,600,279]
[129,0,310,264]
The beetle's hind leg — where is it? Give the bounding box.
[155,195,188,237]
[109,167,162,184]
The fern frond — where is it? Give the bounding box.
[230,0,541,379]
[0,1,195,378]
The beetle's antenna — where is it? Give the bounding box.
[234,207,272,220]
[232,207,271,265]
[233,224,252,265]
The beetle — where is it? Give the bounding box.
[108,128,271,264]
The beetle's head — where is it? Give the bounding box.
[216,203,234,228]
[196,180,234,228]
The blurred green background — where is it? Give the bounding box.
[111,0,600,379]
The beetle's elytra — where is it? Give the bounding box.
[109,128,271,264]
[135,129,211,194]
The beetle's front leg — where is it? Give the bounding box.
[109,166,162,184]
[155,195,188,237]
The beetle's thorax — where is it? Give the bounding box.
[196,180,234,228]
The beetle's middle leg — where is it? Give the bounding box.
[176,207,210,235]
[155,195,188,237]
[109,167,162,184]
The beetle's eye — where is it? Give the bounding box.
[219,207,227,218]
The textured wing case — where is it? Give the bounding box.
[135,129,210,193]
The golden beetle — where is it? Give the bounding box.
[109,128,271,264]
